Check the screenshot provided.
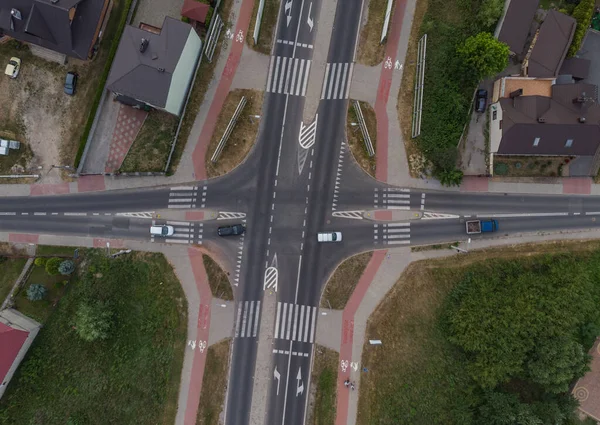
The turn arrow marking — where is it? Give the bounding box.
[284,0,293,26]
[274,366,281,395]
[296,367,304,396]
[307,2,314,31]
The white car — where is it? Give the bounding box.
[317,232,342,242]
[4,57,21,79]
[150,225,174,236]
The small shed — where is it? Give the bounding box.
[181,0,210,25]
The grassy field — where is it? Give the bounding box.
[167,0,235,175]
[205,89,264,177]
[0,251,187,425]
[0,258,28,306]
[196,339,231,425]
[357,240,600,425]
[346,101,377,178]
[321,252,372,309]
[247,0,280,54]
[14,264,70,323]
[356,0,394,65]
[202,254,233,300]
[307,345,338,425]
[120,111,178,172]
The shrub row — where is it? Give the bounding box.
[568,0,595,57]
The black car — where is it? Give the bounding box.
[64,72,78,95]
[217,224,245,237]
[475,89,488,113]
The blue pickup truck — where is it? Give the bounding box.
[466,219,499,234]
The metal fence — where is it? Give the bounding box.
[411,34,427,139]
[211,96,247,163]
[253,0,266,45]
[205,14,224,62]
[353,101,375,157]
[380,0,394,43]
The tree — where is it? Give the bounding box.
[477,0,504,30]
[34,257,46,267]
[58,260,75,276]
[478,392,542,425]
[74,301,113,342]
[438,168,464,187]
[526,336,590,393]
[458,32,509,80]
[45,257,62,276]
[26,284,47,301]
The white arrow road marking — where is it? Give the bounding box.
[284,0,293,26]
[274,366,281,395]
[307,2,313,31]
[296,367,304,396]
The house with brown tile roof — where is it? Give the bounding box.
[496,0,539,57]
[492,76,554,103]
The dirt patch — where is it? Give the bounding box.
[205,89,264,178]
[306,345,338,425]
[396,0,429,177]
[246,0,280,55]
[202,254,233,300]
[196,338,231,425]
[356,0,395,66]
[120,110,178,172]
[494,156,570,177]
[346,101,377,178]
[321,252,373,310]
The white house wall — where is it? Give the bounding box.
[165,30,202,116]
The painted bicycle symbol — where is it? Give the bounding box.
[198,340,207,353]
[340,359,349,373]
[384,56,393,69]
[236,30,244,43]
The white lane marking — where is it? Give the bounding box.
[385,193,410,198]
[241,301,249,338]
[281,303,288,339]
[310,306,316,343]
[286,303,293,340]
[167,205,190,209]
[301,60,311,96]
[0,212,16,216]
[387,240,411,245]
[385,228,410,233]
[298,305,305,343]
[284,57,293,94]
[247,301,255,337]
[321,63,330,98]
[586,212,600,215]
[327,63,336,99]
[387,222,410,227]
[386,206,410,210]
[266,55,275,91]
[344,63,354,99]
[170,186,196,191]
[164,239,192,244]
[478,212,569,218]
[166,220,192,226]
[235,302,242,337]
[292,305,299,341]
[64,212,86,216]
[332,63,341,99]
[253,301,260,337]
[274,302,282,338]
[34,212,46,216]
[386,233,411,239]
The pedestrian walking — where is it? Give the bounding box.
[350,382,355,391]
[344,379,350,388]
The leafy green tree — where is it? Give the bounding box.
[568,0,595,57]
[58,260,75,276]
[477,0,504,30]
[526,336,590,393]
[458,32,509,79]
[34,257,46,267]
[478,392,542,425]
[45,257,62,276]
[26,284,47,301]
[74,301,113,342]
[438,168,464,187]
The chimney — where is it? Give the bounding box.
[509,89,523,98]
[537,117,546,123]
[579,117,586,123]
[140,38,149,53]
[158,67,165,72]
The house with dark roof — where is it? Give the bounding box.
[106,17,202,117]
[496,0,539,57]
[489,82,600,176]
[0,0,110,61]
[523,10,576,78]
[0,308,40,399]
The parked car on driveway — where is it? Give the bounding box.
[64,71,78,95]
[218,224,245,237]
[4,57,21,79]
[475,89,488,113]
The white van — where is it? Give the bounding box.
[150,225,174,236]
[317,232,342,242]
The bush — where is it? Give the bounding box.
[34,257,46,267]
[58,260,76,276]
[74,301,113,342]
[26,284,47,301]
[477,0,504,30]
[45,257,62,276]
[437,168,464,186]
[205,6,214,28]
[493,162,508,175]
[568,0,595,57]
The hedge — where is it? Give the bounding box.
[568,0,595,57]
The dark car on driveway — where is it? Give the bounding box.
[64,72,78,95]
[217,224,245,237]
[475,89,488,113]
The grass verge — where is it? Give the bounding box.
[196,339,232,425]
[0,129,33,175]
[35,245,79,257]
[167,0,235,175]
[202,254,233,300]
[357,239,600,425]
[246,0,280,55]
[0,250,187,425]
[356,0,395,66]
[321,252,373,310]
[0,258,28,306]
[346,101,377,178]
[205,89,264,178]
[120,111,178,172]
[74,0,133,167]
[307,345,338,425]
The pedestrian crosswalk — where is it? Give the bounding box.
[235,300,261,338]
[266,56,311,96]
[274,302,317,343]
[374,187,411,210]
[375,222,410,245]
[151,221,203,245]
[168,186,206,209]
[321,63,354,100]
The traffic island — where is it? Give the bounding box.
[355,0,396,66]
[202,254,234,300]
[195,338,232,424]
[205,89,264,178]
[246,0,281,55]
[321,252,373,309]
[346,100,377,178]
[306,345,339,425]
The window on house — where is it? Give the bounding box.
[492,110,497,120]
[533,137,540,147]
[565,139,573,148]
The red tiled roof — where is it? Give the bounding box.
[181,0,210,23]
[0,322,28,384]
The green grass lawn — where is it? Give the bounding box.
[14,264,69,323]
[0,250,187,425]
[308,346,338,425]
[35,245,79,257]
[0,257,28,305]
